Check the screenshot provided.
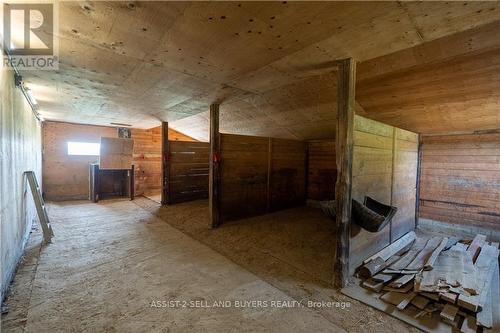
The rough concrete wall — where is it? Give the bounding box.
[0,68,42,301]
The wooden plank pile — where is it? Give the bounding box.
[358,232,500,332]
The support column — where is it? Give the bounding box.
[334,58,356,288]
[161,121,170,205]
[266,137,272,212]
[209,104,221,228]
[415,134,423,227]
[130,164,135,201]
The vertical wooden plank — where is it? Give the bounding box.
[209,104,221,228]
[306,140,336,201]
[89,163,99,203]
[161,122,169,205]
[304,144,310,201]
[389,127,396,243]
[168,141,210,204]
[335,58,356,288]
[415,134,422,227]
[130,164,135,200]
[266,137,272,212]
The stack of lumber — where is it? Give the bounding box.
[358,232,499,332]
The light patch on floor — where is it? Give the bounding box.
[144,193,161,204]
[135,197,420,333]
[2,198,422,332]
[1,199,344,332]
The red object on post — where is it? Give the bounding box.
[213,152,221,163]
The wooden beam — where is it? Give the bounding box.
[129,164,135,200]
[161,121,170,205]
[414,134,422,227]
[90,163,99,203]
[266,137,272,213]
[334,58,356,288]
[209,104,221,228]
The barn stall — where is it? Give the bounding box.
[329,59,500,333]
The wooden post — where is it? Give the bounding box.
[209,104,221,228]
[389,127,396,243]
[130,165,135,200]
[304,144,309,204]
[415,134,423,227]
[266,137,272,212]
[161,122,170,205]
[334,58,356,289]
[90,163,99,203]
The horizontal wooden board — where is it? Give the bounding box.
[421,161,500,171]
[419,132,500,231]
[354,131,393,150]
[307,140,336,201]
[220,134,306,221]
[220,134,269,221]
[168,140,209,204]
[350,116,418,274]
[422,148,500,156]
[270,138,306,211]
[354,115,393,137]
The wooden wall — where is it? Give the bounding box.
[220,134,306,221]
[307,140,336,201]
[131,127,162,196]
[99,137,134,170]
[130,126,197,197]
[419,133,500,231]
[392,129,419,239]
[43,121,117,200]
[270,138,307,210]
[350,116,418,273]
[43,121,197,200]
[168,141,209,204]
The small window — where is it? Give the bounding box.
[67,142,100,156]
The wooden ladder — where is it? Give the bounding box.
[25,171,54,243]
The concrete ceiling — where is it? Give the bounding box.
[21,1,500,141]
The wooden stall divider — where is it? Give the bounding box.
[161,122,169,205]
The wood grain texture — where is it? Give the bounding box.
[42,121,117,201]
[42,121,197,201]
[219,133,306,222]
[391,129,418,240]
[131,125,197,199]
[350,116,418,274]
[350,116,392,273]
[307,140,336,201]
[270,138,307,210]
[131,126,163,197]
[26,2,500,140]
[335,58,355,288]
[168,141,209,204]
[219,133,268,221]
[209,104,221,228]
[161,123,169,204]
[357,45,500,136]
[419,133,500,231]
[99,137,134,170]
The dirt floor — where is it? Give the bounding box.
[1,197,421,332]
[143,193,161,204]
